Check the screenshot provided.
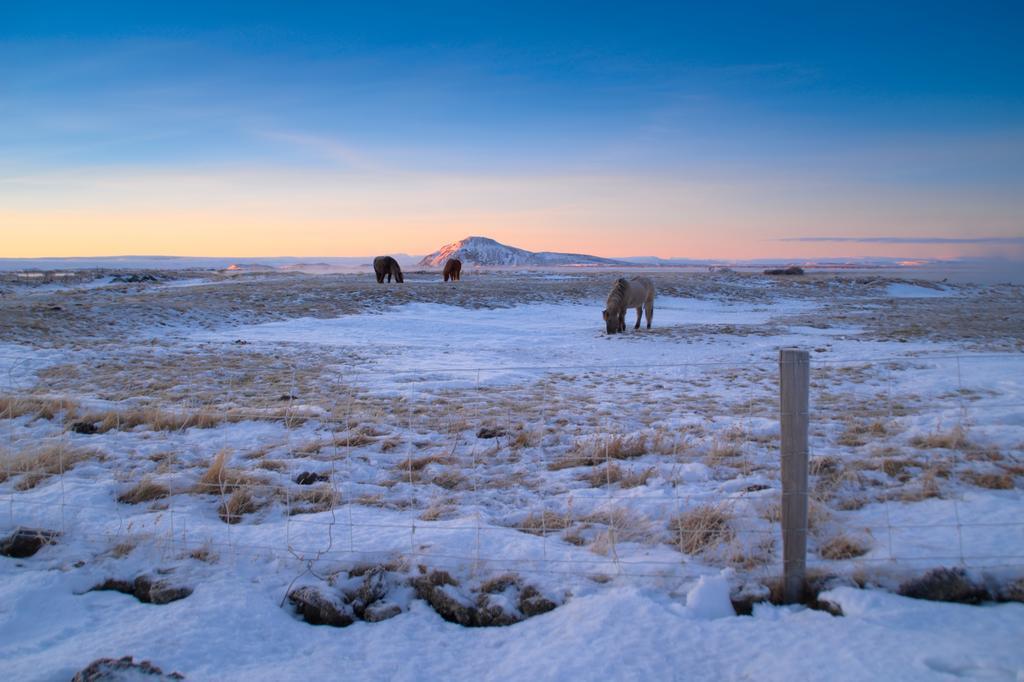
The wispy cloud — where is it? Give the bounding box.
[780,236,1024,245]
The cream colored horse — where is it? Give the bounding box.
[602,276,655,334]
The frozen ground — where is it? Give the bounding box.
[1,269,1022,679]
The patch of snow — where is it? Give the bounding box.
[886,283,954,298]
[686,569,736,619]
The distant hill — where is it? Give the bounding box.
[419,236,630,267]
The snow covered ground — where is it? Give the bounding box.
[0,269,1021,679]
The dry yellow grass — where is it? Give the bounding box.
[892,468,944,502]
[579,463,654,489]
[516,510,572,536]
[193,449,267,495]
[0,443,102,489]
[819,533,871,560]
[256,459,287,472]
[396,453,455,473]
[836,420,888,447]
[509,427,542,449]
[218,488,259,524]
[910,426,971,450]
[703,437,743,463]
[962,470,1015,490]
[287,484,341,515]
[419,501,457,521]
[669,505,734,555]
[582,507,655,547]
[78,406,226,434]
[117,477,170,504]
[0,396,77,421]
[549,433,647,470]
[728,537,777,569]
[430,468,467,490]
[110,540,137,558]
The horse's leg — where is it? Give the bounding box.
[634,307,642,330]
[646,302,653,329]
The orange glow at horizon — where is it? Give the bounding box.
[2,167,1021,261]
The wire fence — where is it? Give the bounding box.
[2,349,1023,593]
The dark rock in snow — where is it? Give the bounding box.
[474,594,521,627]
[476,426,506,439]
[364,602,402,622]
[91,575,192,604]
[71,655,183,681]
[352,567,390,616]
[147,580,194,605]
[71,421,99,435]
[412,571,478,626]
[288,586,354,627]
[0,528,58,558]
[111,273,159,284]
[294,471,329,485]
[763,266,805,276]
[898,567,990,604]
[518,585,558,617]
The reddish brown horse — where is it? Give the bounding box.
[443,258,462,282]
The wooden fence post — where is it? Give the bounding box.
[779,348,809,604]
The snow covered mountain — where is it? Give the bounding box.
[418,236,629,267]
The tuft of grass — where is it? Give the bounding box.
[581,507,655,548]
[117,477,170,504]
[509,427,542,449]
[669,505,734,555]
[703,436,743,463]
[85,407,224,433]
[334,430,378,448]
[188,544,217,563]
[287,484,341,515]
[479,573,520,594]
[579,463,654,489]
[894,468,944,502]
[0,396,78,422]
[419,501,457,521]
[836,420,888,447]
[910,426,971,450]
[728,537,777,569]
[1,443,102,489]
[516,510,572,536]
[549,434,647,470]
[256,459,287,472]
[109,540,137,558]
[962,470,1015,490]
[431,468,467,490]
[818,533,871,560]
[193,448,266,495]
[396,453,455,474]
[218,488,258,524]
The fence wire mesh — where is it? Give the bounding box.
[2,349,1023,591]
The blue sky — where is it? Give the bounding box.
[1,1,1022,258]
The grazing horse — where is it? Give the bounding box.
[373,256,404,283]
[603,276,655,334]
[443,258,462,282]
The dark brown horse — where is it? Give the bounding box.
[603,276,654,334]
[373,256,404,283]
[443,258,462,282]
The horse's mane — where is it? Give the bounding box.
[606,278,630,311]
